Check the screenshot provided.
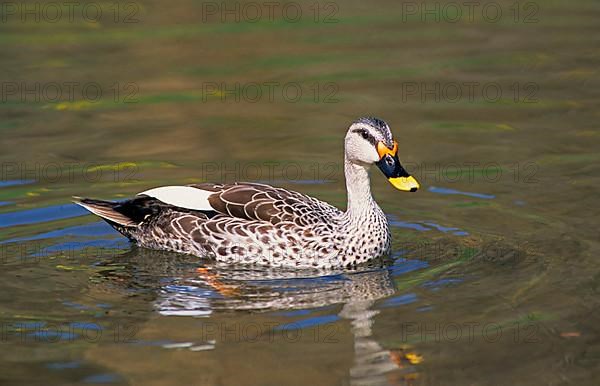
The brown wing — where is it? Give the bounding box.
[188,182,341,226]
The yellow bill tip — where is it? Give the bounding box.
[388,176,420,192]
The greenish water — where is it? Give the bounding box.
[1,0,599,385]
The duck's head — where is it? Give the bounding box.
[345,117,420,192]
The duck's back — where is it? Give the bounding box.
[76,182,346,268]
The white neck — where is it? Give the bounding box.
[343,156,377,219]
[339,155,391,259]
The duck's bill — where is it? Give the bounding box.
[388,175,420,192]
[375,141,420,192]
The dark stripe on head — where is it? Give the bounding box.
[354,117,393,147]
[351,128,378,146]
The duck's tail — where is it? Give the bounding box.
[72,196,139,230]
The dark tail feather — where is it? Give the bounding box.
[72,196,138,227]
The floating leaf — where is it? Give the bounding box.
[52,101,95,111]
[405,352,423,364]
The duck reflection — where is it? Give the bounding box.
[92,248,422,385]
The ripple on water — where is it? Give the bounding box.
[82,373,122,384]
[379,293,418,308]
[46,361,81,370]
[0,203,89,228]
[4,197,454,332]
[151,252,432,316]
[2,221,117,244]
[428,186,495,199]
[387,214,469,236]
[388,258,429,277]
[275,314,341,330]
[0,179,35,188]
[422,278,464,290]
[35,239,129,257]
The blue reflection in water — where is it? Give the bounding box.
[2,221,117,244]
[0,203,89,228]
[274,309,314,317]
[275,314,340,331]
[423,222,469,236]
[38,239,128,254]
[380,293,418,308]
[422,278,463,290]
[15,321,47,329]
[83,373,122,384]
[28,330,78,340]
[428,186,495,199]
[0,179,35,188]
[388,214,468,236]
[387,217,431,231]
[69,322,103,331]
[389,257,429,277]
[46,361,81,370]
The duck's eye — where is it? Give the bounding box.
[360,130,369,140]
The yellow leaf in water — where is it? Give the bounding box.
[575,130,600,137]
[53,101,95,111]
[87,162,138,172]
[405,352,423,364]
[559,69,596,79]
[495,124,515,131]
[56,265,87,271]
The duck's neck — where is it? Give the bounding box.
[343,157,378,220]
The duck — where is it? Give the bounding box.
[74,117,419,269]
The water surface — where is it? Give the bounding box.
[1,0,599,385]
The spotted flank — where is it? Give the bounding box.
[74,117,419,268]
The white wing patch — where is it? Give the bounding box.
[138,186,215,211]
